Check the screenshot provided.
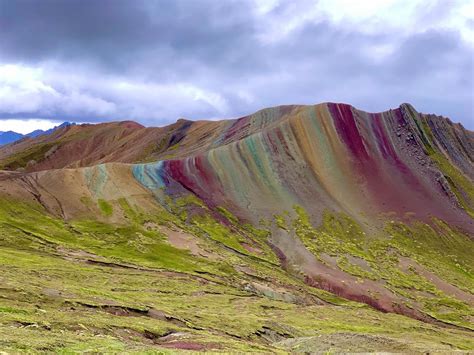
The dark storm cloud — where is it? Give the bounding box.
[0,0,472,128]
[0,0,260,78]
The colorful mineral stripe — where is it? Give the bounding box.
[132,103,474,233]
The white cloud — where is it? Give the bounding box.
[317,0,473,43]
[0,64,117,117]
[253,0,321,42]
[253,0,473,44]
[0,63,229,122]
[0,118,59,134]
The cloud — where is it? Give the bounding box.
[0,64,116,118]
[0,63,230,122]
[0,118,60,134]
[0,0,472,130]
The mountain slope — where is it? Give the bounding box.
[5,103,469,230]
[132,103,473,229]
[0,119,231,171]
[0,102,473,352]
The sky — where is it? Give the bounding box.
[0,0,473,133]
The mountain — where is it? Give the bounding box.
[0,130,24,145]
[0,122,74,146]
[25,121,76,138]
[0,103,473,353]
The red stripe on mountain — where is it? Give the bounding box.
[328,103,370,162]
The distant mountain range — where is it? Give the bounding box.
[0,122,74,146]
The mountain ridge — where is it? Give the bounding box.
[1,102,472,172]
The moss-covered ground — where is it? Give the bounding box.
[1,196,473,352]
[291,206,474,330]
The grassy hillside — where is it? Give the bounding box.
[1,195,473,352]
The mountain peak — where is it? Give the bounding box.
[0,130,24,145]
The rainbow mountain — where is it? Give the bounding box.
[0,103,473,352]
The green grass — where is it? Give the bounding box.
[0,142,57,170]
[430,152,474,216]
[1,244,472,353]
[97,199,113,216]
[0,195,473,352]
[289,205,474,329]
